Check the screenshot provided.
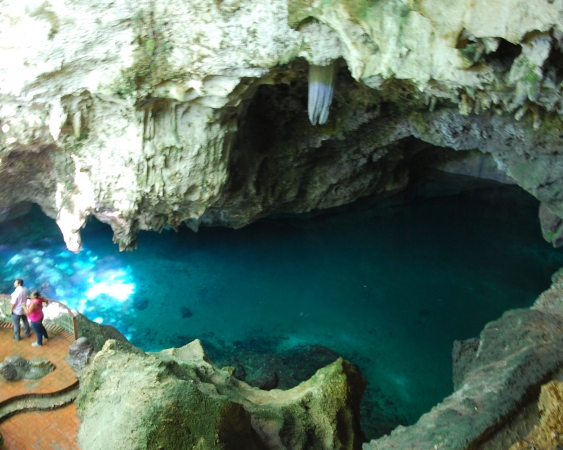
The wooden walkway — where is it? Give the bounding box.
[0,326,80,449]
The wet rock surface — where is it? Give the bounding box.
[208,340,342,391]
[179,306,193,318]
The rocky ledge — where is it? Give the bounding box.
[364,267,563,450]
[76,338,366,449]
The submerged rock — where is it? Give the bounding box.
[248,370,278,390]
[132,296,149,311]
[179,306,193,318]
[77,339,366,449]
[207,340,342,393]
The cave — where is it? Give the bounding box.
[3,1,563,448]
[0,145,560,441]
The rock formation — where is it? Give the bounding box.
[65,337,97,377]
[1,0,563,250]
[363,267,563,450]
[76,338,366,449]
[508,380,563,450]
[0,355,55,381]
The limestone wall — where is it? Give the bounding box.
[1,0,563,250]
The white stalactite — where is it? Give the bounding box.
[308,63,336,125]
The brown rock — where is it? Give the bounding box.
[509,380,563,450]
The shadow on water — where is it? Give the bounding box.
[1,184,562,439]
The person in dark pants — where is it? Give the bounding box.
[10,278,30,340]
[24,291,49,347]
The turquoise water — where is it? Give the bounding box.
[1,185,562,439]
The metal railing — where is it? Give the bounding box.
[0,294,78,341]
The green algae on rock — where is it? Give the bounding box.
[77,339,366,449]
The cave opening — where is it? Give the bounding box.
[0,164,561,439]
[1,61,561,439]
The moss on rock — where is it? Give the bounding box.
[77,339,365,449]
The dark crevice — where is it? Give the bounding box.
[484,38,522,72]
[545,43,563,85]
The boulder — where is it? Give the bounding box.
[27,358,57,380]
[76,314,129,351]
[66,337,97,376]
[0,362,18,382]
[248,370,278,390]
[77,339,366,449]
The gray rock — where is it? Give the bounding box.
[0,362,18,381]
[0,356,55,381]
[539,202,563,247]
[66,337,96,376]
[6,355,30,370]
[452,337,480,391]
[364,273,563,450]
[26,358,56,380]
[248,370,278,390]
[179,306,193,318]
[76,315,129,352]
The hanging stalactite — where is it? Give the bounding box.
[308,63,336,125]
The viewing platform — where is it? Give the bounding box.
[0,295,81,449]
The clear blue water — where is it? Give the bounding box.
[1,185,562,439]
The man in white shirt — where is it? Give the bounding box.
[11,278,30,340]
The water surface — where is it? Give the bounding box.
[1,185,561,439]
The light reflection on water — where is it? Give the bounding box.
[1,244,137,336]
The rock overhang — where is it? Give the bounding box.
[0,0,563,251]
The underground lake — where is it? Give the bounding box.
[0,183,561,440]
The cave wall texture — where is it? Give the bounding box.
[2,0,563,251]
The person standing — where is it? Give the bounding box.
[11,278,30,340]
[24,291,49,347]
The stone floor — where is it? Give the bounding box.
[0,325,80,448]
[0,405,79,449]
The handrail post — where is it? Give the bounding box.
[72,316,79,341]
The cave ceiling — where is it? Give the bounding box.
[1,0,563,250]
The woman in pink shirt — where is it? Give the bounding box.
[24,292,49,347]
